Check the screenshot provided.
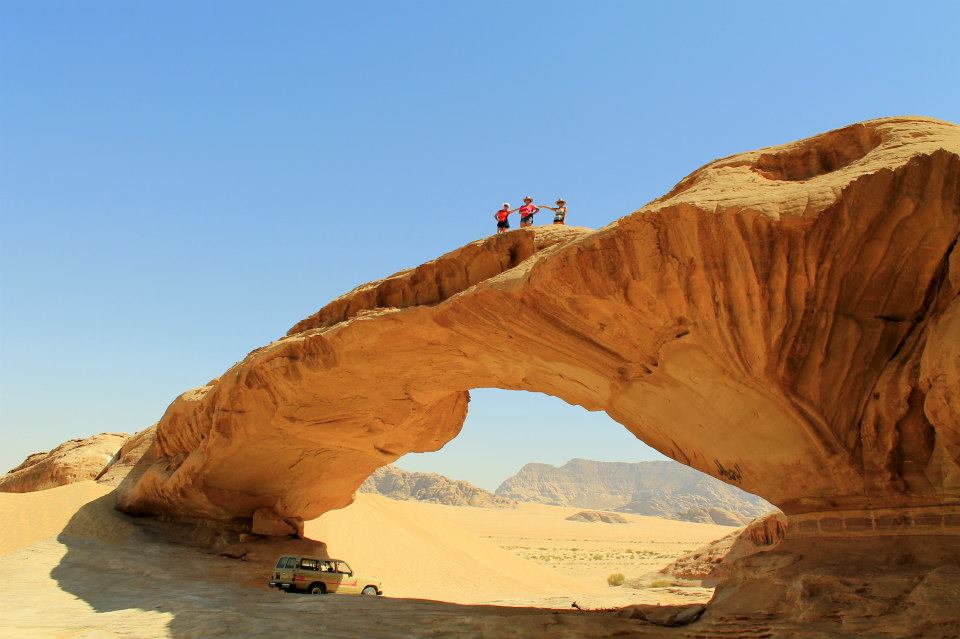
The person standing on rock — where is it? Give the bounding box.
[494,203,514,234]
[518,196,540,228]
[542,198,567,225]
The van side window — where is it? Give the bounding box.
[300,559,319,571]
[283,557,297,569]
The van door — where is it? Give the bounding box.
[297,557,322,592]
[321,561,343,592]
[275,556,295,587]
[335,561,360,594]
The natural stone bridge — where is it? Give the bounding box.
[115,119,959,619]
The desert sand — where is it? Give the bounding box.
[308,494,725,604]
[390,500,729,588]
[0,483,724,638]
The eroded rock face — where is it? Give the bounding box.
[358,465,514,508]
[114,117,960,542]
[1,432,130,492]
[496,458,772,524]
[657,512,788,582]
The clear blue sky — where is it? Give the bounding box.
[1,1,957,489]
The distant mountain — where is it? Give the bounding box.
[359,465,514,508]
[495,459,775,526]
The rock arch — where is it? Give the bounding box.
[116,117,960,551]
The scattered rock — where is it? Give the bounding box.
[673,603,706,625]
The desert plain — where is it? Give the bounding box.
[0,481,727,638]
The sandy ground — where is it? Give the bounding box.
[0,483,726,638]
[309,495,724,605]
[406,500,731,585]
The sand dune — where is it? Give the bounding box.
[308,493,599,603]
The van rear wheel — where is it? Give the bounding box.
[309,583,326,595]
[362,586,378,596]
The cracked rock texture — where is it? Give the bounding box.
[113,117,959,543]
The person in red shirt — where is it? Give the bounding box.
[518,196,540,228]
[494,203,515,234]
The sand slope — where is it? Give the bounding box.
[307,493,599,603]
[0,481,115,555]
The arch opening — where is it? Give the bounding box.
[324,387,774,604]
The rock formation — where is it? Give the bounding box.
[1,432,130,492]
[358,465,513,507]
[565,510,629,524]
[496,459,772,525]
[654,512,788,582]
[674,506,748,526]
[109,116,960,627]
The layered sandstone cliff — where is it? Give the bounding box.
[112,117,960,549]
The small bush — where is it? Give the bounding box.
[607,573,626,586]
[649,579,670,588]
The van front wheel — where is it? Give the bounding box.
[362,586,378,596]
[309,583,326,595]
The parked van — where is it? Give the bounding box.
[269,556,382,596]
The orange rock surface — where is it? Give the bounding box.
[1,433,130,493]
[115,117,959,533]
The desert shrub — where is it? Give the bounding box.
[607,573,626,586]
[649,579,670,588]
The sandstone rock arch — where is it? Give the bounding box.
[116,117,960,549]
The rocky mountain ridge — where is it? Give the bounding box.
[496,459,775,526]
[358,465,514,508]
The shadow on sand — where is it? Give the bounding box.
[50,492,685,639]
